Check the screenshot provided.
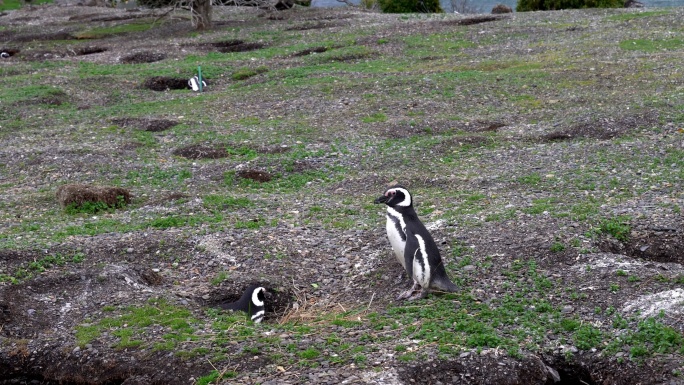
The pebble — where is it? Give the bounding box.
[561,305,574,314]
[126,248,134,253]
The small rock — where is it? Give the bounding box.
[126,248,134,253]
[561,305,574,314]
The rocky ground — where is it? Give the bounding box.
[0,3,683,385]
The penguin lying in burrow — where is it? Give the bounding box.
[217,284,266,323]
[375,185,458,300]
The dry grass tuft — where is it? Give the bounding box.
[55,183,132,209]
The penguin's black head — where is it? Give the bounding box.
[219,284,266,323]
[374,185,412,208]
[247,284,266,323]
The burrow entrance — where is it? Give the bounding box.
[598,226,683,264]
[198,39,266,53]
[112,117,179,132]
[142,76,192,91]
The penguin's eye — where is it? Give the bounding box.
[389,191,396,196]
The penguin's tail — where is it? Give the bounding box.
[431,277,458,293]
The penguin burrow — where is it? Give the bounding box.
[217,284,266,323]
[375,185,458,300]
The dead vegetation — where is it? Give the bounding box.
[55,184,132,209]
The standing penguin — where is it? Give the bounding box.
[374,185,458,300]
[217,284,266,323]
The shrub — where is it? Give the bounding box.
[378,0,442,13]
[517,0,623,11]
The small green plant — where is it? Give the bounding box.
[597,217,631,242]
[298,347,321,360]
[518,173,542,186]
[616,270,627,277]
[361,112,388,123]
[573,324,603,350]
[550,242,565,252]
[196,370,237,385]
[211,271,230,285]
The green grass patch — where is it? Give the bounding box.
[597,216,631,242]
[607,315,684,358]
[0,0,52,11]
[231,66,269,81]
[74,20,156,39]
[606,10,670,22]
[203,195,253,211]
[0,252,86,284]
[75,298,198,349]
[619,38,684,52]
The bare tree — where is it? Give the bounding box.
[450,0,483,13]
[191,0,212,29]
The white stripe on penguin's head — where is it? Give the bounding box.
[252,287,265,307]
[386,187,412,207]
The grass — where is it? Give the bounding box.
[619,38,684,52]
[73,20,158,39]
[0,252,85,284]
[2,4,684,382]
[605,10,670,21]
[597,216,631,242]
[0,0,52,11]
[64,254,684,376]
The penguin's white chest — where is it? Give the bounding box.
[385,208,407,269]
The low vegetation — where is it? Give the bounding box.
[1,3,683,384]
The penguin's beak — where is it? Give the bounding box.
[374,195,388,204]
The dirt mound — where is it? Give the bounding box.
[237,169,272,182]
[399,354,553,385]
[292,46,328,57]
[172,144,228,159]
[442,15,507,26]
[112,117,179,132]
[55,184,132,209]
[74,46,107,56]
[120,51,166,64]
[542,112,659,141]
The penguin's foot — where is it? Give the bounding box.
[407,288,429,301]
[397,282,421,300]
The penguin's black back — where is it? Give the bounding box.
[404,211,447,271]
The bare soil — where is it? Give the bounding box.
[0,3,683,385]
